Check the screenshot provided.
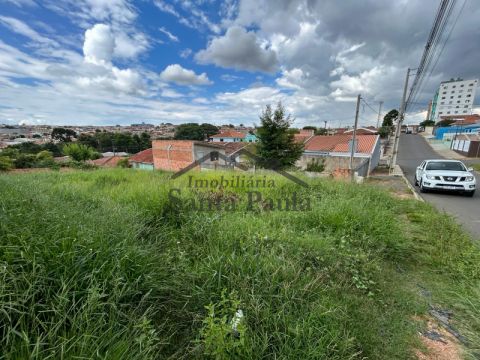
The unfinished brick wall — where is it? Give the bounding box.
[152,140,194,171]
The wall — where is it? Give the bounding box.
[298,153,368,173]
[194,144,226,169]
[132,162,154,170]
[152,140,193,171]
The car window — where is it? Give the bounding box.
[425,161,466,171]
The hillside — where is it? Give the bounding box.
[0,169,479,359]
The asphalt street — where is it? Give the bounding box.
[397,134,480,239]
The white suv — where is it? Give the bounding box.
[415,159,476,197]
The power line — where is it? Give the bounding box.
[406,0,465,112]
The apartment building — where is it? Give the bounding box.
[432,78,478,120]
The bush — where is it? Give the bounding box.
[14,154,37,168]
[306,158,325,172]
[117,157,130,168]
[63,143,99,161]
[0,156,13,171]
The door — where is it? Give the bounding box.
[416,161,425,181]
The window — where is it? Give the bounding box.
[439,111,443,114]
[426,161,466,171]
[441,96,446,99]
[210,151,219,161]
[469,83,474,86]
[455,111,458,114]
[456,105,459,108]
[452,85,456,88]
[466,100,470,103]
[440,102,445,105]
[219,138,224,142]
[463,110,467,113]
[457,101,460,103]
[443,92,447,94]
[461,84,464,87]
[468,89,473,92]
[450,96,454,99]
[464,105,469,108]
[451,90,455,93]
[449,101,453,104]
[467,94,472,97]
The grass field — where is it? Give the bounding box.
[1,169,479,359]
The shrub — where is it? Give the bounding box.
[0,156,13,171]
[63,143,99,161]
[117,157,130,168]
[306,158,325,172]
[14,154,36,168]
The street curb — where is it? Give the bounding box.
[400,174,424,202]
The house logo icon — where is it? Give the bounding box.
[171,147,309,188]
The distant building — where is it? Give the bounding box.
[431,78,478,120]
[152,140,227,171]
[208,130,246,142]
[294,129,315,144]
[129,148,154,170]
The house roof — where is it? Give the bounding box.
[294,133,314,144]
[343,127,378,135]
[440,114,480,125]
[215,142,248,155]
[90,156,124,167]
[304,135,379,154]
[129,148,153,164]
[210,130,246,139]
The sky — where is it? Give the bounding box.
[0,0,479,128]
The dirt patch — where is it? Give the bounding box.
[415,318,462,360]
[367,176,416,200]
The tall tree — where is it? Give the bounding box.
[382,109,398,127]
[51,128,77,142]
[256,103,304,169]
[174,123,218,140]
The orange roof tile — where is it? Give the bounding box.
[210,130,246,139]
[129,148,153,164]
[304,135,378,154]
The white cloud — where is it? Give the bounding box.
[179,48,192,58]
[153,0,180,17]
[0,16,56,45]
[158,27,179,42]
[83,24,115,65]
[161,88,184,98]
[113,30,149,59]
[160,64,212,86]
[196,26,278,73]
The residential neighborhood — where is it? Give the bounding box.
[1,1,480,359]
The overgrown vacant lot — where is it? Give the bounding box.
[1,169,479,359]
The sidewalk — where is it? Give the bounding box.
[419,133,467,160]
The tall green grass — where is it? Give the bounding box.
[0,169,479,359]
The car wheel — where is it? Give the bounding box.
[419,180,428,193]
[465,190,475,197]
[414,176,419,186]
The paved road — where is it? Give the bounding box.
[397,134,480,239]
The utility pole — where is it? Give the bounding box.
[390,68,411,173]
[376,101,383,128]
[324,120,327,129]
[350,94,361,182]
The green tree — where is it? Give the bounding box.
[315,128,327,135]
[0,156,13,171]
[303,126,317,131]
[200,123,219,138]
[255,103,304,169]
[378,126,390,138]
[174,123,218,140]
[51,127,77,142]
[382,109,398,127]
[420,119,435,127]
[63,143,100,161]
